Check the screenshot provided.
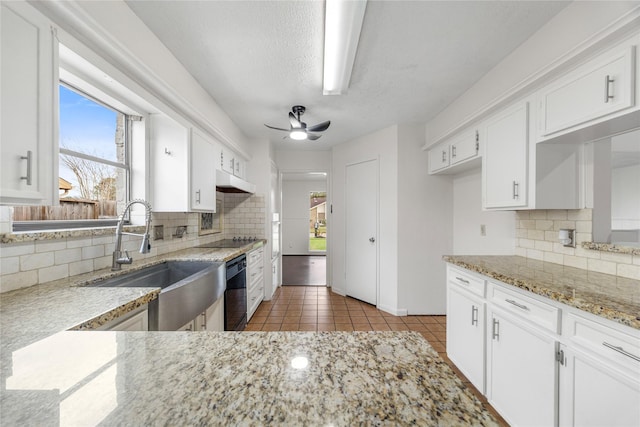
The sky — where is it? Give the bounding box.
[58,85,118,198]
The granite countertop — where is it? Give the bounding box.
[443,255,640,330]
[0,331,498,426]
[0,241,265,353]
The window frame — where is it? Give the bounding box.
[12,81,133,232]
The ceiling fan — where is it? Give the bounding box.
[264,105,331,141]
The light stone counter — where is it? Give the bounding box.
[0,331,498,426]
[443,255,640,330]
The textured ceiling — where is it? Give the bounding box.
[125,1,569,151]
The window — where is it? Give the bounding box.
[12,83,131,231]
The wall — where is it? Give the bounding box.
[425,1,640,147]
[397,124,453,315]
[222,193,266,240]
[453,170,516,255]
[515,209,640,280]
[275,150,331,173]
[0,211,221,293]
[281,179,326,255]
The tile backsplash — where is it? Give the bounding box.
[515,209,640,280]
[0,192,267,293]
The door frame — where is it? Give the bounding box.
[344,158,379,306]
[280,169,331,287]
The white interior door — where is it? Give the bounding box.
[345,159,377,305]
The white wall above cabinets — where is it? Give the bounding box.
[0,1,57,206]
[149,113,216,212]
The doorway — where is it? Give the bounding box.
[281,172,329,287]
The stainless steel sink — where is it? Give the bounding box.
[88,261,225,331]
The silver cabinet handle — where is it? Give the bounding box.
[451,145,457,158]
[369,237,375,243]
[455,277,469,285]
[471,305,478,326]
[20,150,32,185]
[492,318,500,340]
[195,189,201,204]
[512,181,519,199]
[604,75,615,103]
[475,130,480,153]
[506,298,529,311]
[442,150,446,162]
[603,342,640,362]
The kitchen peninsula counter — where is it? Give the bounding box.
[0,331,497,426]
[443,255,640,330]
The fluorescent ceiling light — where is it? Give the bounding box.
[290,130,307,140]
[323,0,367,95]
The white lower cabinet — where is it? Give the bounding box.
[446,274,486,393]
[247,246,265,320]
[446,263,640,426]
[194,295,224,332]
[487,308,557,427]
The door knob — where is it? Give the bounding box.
[369,237,375,243]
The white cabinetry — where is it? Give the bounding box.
[559,313,640,427]
[538,45,636,139]
[446,263,640,426]
[150,114,216,212]
[446,267,486,393]
[194,295,224,332]
[482,101,529,209]
[487,307,557,427]
[428,128,481,174]
[220,147,235,175]
[247,246,265,320]
[0,2,56,206]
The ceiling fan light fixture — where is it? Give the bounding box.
[290,130,308,140]
[323,0,367,96]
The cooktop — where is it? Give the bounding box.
[197,239,257,249]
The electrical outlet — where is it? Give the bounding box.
[480,224,486,236]
[154,225,164,240]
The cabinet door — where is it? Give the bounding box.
[487,309,557,427]
[446,285,486,393]
[428,142,450,173]
[483,102,529,209]
[234,157,243,178]
[150,114,189,211]
[190,129,216,211]
[539,46,635,137]
[450,129,480,166]
[221,147,234,174]
[559,345,640,427]
[1,2,56,205]
[194,296,224,332]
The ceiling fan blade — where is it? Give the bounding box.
[307,120,331,132]
[289,112,302,128]
[307,133,321,141]
[264,124,290,132]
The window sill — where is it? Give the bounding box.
[1,224,147,244]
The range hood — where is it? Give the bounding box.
[216,170,256,194]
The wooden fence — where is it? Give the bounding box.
[13,200,118,221]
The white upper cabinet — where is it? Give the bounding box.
[428,127,481,175]
[538,44,636,139]
[150,114,216,212]
[483,101,529,209]
[220,147,234,174]
[0,2,56,206]
[190,129,216,211]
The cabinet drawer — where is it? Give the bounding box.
[447,265,485,297]
[247,248,264,267]
[566,313,640,371]
[249,266,264,288]
[489,282,559,333]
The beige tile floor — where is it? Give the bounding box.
[246,285,508,425]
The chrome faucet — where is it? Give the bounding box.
[112,199,153,271]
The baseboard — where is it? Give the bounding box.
[377,304,408,317]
